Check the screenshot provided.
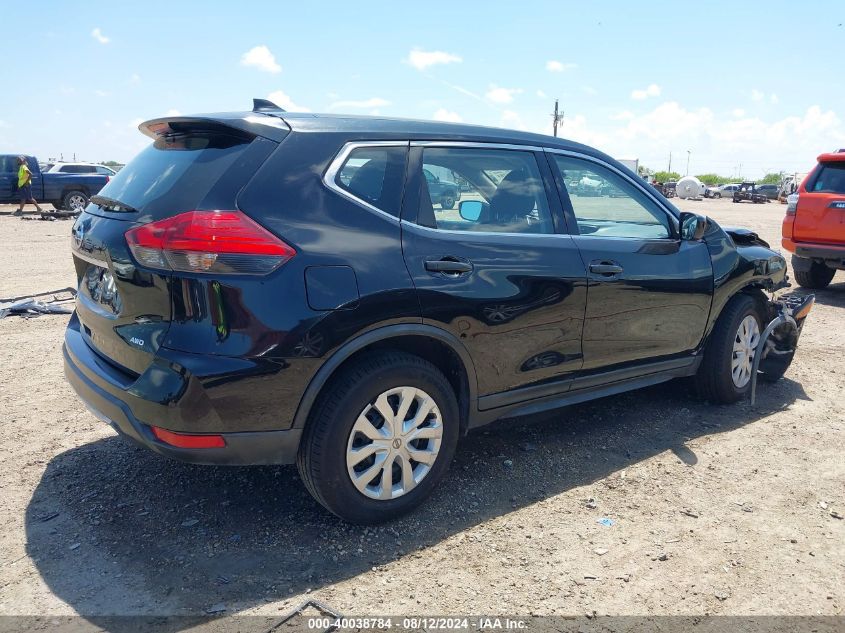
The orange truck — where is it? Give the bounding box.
[782,151,845,288]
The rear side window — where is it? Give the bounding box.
[60,165,94,173]
[417,147,554,234]
[809,163,845,193]
[95,132,255,215]
[333,146,407,217]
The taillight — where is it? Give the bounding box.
[125,210,295,275]
[786,193,799,216]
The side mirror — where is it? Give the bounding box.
[459,200,483,222]
[680,212,708,240]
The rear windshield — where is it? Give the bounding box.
[95,132,252,213]
[809,162,845,194]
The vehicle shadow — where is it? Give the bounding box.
[792,279,845,308]
[24,377,809,629]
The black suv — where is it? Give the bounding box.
[64,100,809,523]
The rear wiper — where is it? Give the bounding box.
[90,195,138,213]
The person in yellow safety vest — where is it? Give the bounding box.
[13,156,44,216]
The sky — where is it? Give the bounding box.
[1,0,843,179]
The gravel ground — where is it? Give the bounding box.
[0,198,842,621]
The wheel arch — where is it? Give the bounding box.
[291,324,478,435]
[702,280,774,352]
[61,187,89,199]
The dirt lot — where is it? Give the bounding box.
[0,198,842,622]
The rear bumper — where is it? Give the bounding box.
[783,238,845,268]
[63,315,302,465]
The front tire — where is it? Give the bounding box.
[794,260,835,289]
[440,195,456,210]
[297,351,459,524]
[696,294,763,404]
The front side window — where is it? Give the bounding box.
[334,146,407,217]
[553,155,671,239]
[418,147,553,234]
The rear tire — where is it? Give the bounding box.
[695,294,763,404]
[297,351,459,524]
[62,191,88,213]
[794,261,835,289]
[441,195,455,210]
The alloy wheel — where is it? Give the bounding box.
[68,194,87,211]
[731,314,760,388]
[346,386,443,500]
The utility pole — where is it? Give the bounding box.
[668,151,672,175]
[551,99,564,137]
[686,150,691,176]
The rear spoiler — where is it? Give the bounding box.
[138,102,291,143]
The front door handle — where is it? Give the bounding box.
[589,262,624,276]
[425,259,473,274]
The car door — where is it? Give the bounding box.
[0,156,14,201]
[401,143,588,407]
[548,151,712,372]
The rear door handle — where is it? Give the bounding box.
[589,262,624,276]
[425,259,473,274]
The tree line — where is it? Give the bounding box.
[639,167,782,185]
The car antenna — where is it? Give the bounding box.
[252,98,286,113]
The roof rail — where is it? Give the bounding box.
[252,98,285,113]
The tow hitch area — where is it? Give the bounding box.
[751,293,815,404]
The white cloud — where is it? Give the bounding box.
[129,73,141,86]
[432,108,462,123]
[486,84,522,104]
[751,89,765,102]
[583,86,598,95]
[500,110,527,131]
[91,27,110,44]
[770,93,779,104]
[552,101,845,176]
[631,83,661,100]
[94,89,109,97]
[267,90,310,112]
[165,109,181,116]
[546,60,577,72]
[536,89,548,99]
[0,120,9,128]
[610,110,635,121]
[406,49,462,70]
[128,117,144,130]
[240,45,281,74]
[329,97,390,110]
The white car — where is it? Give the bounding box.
[46,162,116,176]
[718,183,742,198]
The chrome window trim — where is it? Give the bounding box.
[323,141,409,223]
[410,140,544,152]
[543,147,681,230]
[400,219,572,240]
